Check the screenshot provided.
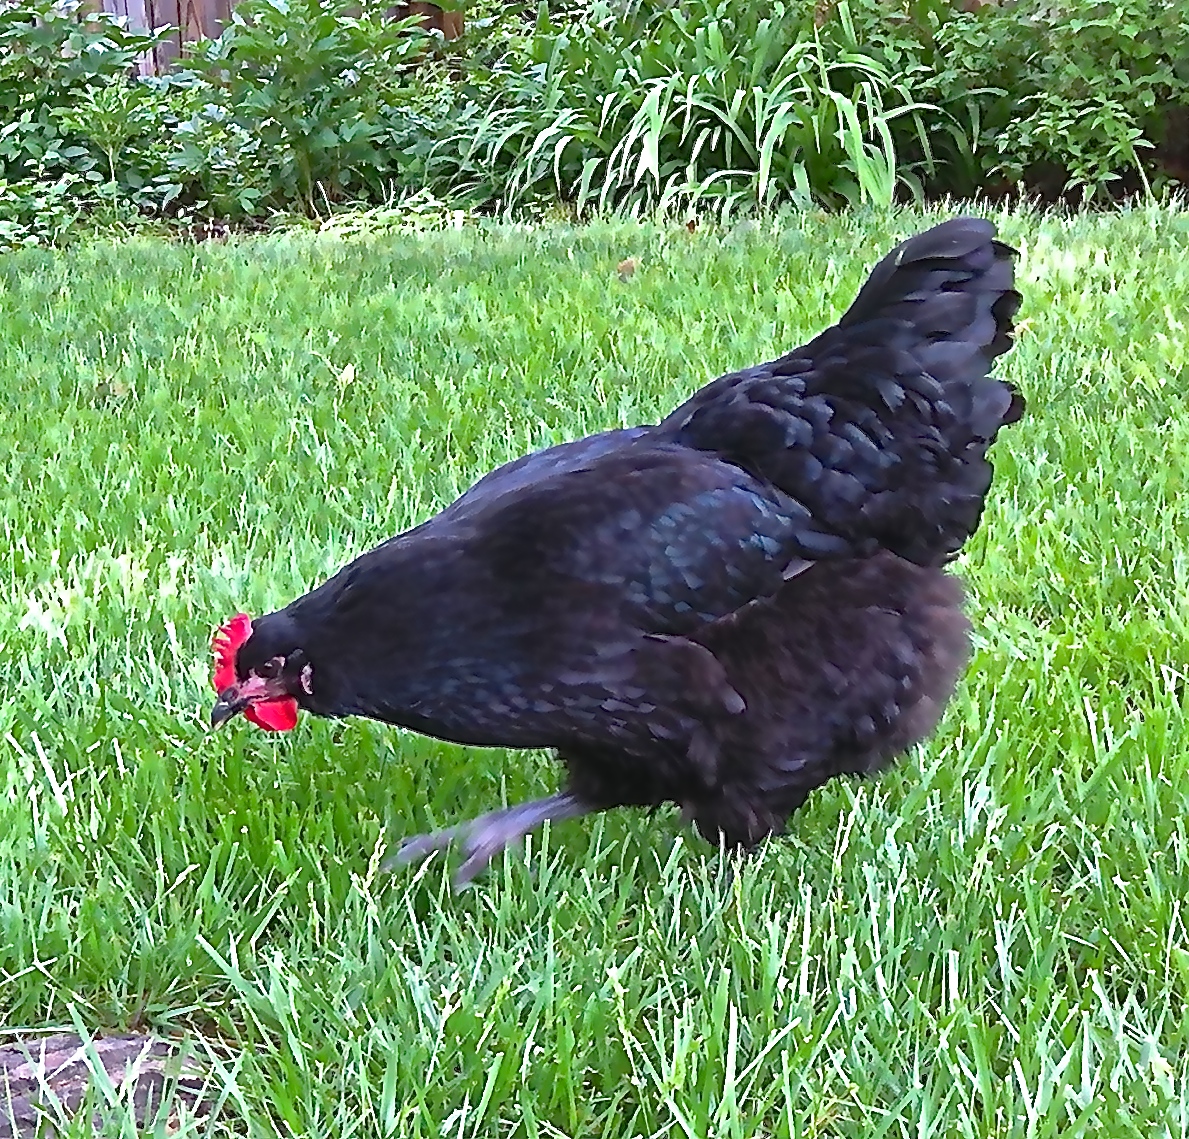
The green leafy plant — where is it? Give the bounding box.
[177,0,430,215]
[54,80,166,212]
[922,0,1189,197]
[419,0,942,214]
[0,0,166,183]
[0,172,81,249]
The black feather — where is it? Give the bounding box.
[655,215,1023,566]
[224,217,1024,877]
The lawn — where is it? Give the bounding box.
[2,204,1188,1137]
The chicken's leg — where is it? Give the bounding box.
[387,791,593,887]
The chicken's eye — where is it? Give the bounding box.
[257,658,282,680]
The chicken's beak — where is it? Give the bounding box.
[210,675,281,728]
[210,688,249,728]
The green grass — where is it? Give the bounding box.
[2,202,1189,1136]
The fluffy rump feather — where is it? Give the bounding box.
[558,553,968,847]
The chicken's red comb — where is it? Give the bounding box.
[210,612,299,733]
[212,612,253,694]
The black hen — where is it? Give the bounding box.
[210,217,1023,885]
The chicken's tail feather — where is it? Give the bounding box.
[654,217,1024,566]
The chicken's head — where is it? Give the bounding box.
[210,612,309,731]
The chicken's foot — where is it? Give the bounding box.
[387,791,592,887]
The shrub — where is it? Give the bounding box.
[175,0,431,216]
[0,0,436,237]
[417,0,942,215]
[0,0,166,184]
[0,173,81,249]
[930,0,1189,198]
[0,0,191,241]
[749,0,1189,200]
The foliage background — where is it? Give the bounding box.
[1,0,1187,246]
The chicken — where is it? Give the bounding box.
[209,217,1023,886]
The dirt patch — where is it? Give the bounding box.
[1,1033,212,1137]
